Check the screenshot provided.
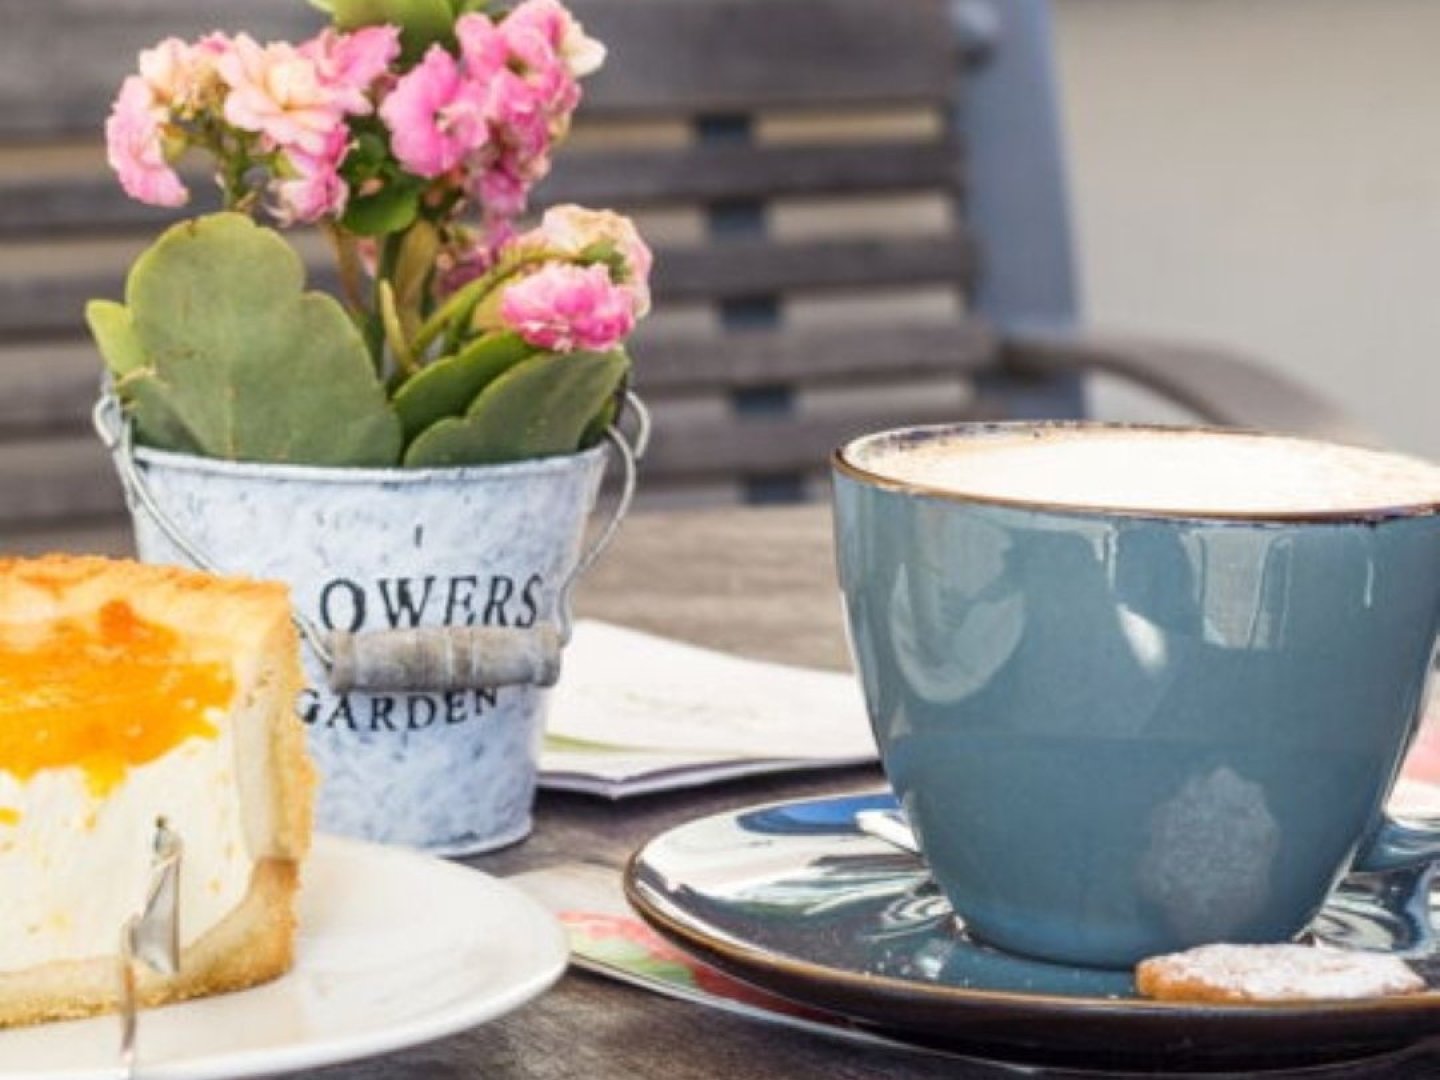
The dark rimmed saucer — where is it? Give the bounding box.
[624,792,1440,1074]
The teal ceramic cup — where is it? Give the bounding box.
[833,422,1440,969]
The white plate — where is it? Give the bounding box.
[0,836,568,1079]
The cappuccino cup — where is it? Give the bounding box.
[832,423,1440,969]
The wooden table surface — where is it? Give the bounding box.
[307,505,1440,1080]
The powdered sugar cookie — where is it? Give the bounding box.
[1136,943,1425,1004]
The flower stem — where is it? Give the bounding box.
[324,222,368,315]
[379,280,417,379]
[370,231,405,376]
[408,249,554,364]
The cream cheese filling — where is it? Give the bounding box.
[0,720,252,974]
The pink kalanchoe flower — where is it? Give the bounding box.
[499,262,638,353]
[379,44,487,178]
[194,32,233,59]
[138,38,198,110]
[503,0,606,78]
[273,125,351,225]
[473,159,532,222]
[217,33,343,156]
[455,13,510,83]
[497,15,581,128]
[485,68,552,162]
[137,34,230,120]
[500,23,577,111]
[105,75,188,208]
[523,205,653,315]
[300,26,400,116]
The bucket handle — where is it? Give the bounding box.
[94,393,649,693]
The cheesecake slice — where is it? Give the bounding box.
[0,555,313,1027]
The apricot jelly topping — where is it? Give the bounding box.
[0,600,233,795]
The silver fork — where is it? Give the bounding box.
[118,819,183,1080]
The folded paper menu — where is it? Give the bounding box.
[540,621,877,798]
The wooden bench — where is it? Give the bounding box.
[0,0,1361,551]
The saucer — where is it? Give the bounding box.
[625,792,1440,1073]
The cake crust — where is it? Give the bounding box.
[0,859,298,1028]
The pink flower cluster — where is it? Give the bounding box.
[106,26,397,223]
[232,28,399,223]
[497,205,653,354]
[379,1,601,236]
[105,34,228,208]
[106,0,601,235]
[500,264,634,353]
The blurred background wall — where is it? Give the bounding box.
[1053,0,1440,457]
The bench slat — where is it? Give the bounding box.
[657,235,973,303]
[0,178,212,238]
[552,141,963,206]
[0,517,134,557]
[0,141,961,238]
[0,434,123,524]
[635,321,995,390]
[575,0,956,116]
[640,399,988,479]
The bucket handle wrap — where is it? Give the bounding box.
[95,393,648,693]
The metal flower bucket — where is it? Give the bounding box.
[95,394,646,855]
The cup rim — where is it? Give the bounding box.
[831,421,1440,524]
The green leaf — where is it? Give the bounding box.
[578,393,619,450]
[341,180,421,237]
[404,349,629,466]
[329,0,455,62]
[345,129,391,176]
[112,213,402,466]
[393,331,533,442]
[115,368,204,454]
[85,300,146,378]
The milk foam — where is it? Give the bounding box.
[851,428,1440,514]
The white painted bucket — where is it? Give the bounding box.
[96,397,634,854]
